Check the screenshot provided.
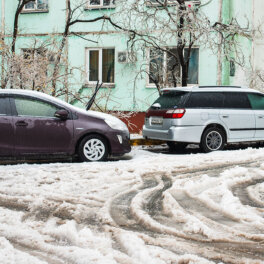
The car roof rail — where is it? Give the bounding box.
[198,85,243,89]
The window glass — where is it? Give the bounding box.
[149,49,164,84]
[25,1,35,9]
[148,47,199,85]
[185,92,224,108]
[103,0,115,5]
[15,97,59,118]
[24,0,48,10]
[247,93,264,110]
[102,49,115,83]
[0,98,7,115]
[89,50,99,82]
[167,48,180,85]
[148,0,177,4]
[37,0,48,9]
[184,48,199,84]
[223,92,251,109]
[153,91,188,109]
[90,0,100,5]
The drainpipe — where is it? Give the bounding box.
[1,0,5,89]
[1,0,4,31]
[251,0,255,77]
[217,0,223,86]
[64,0,69,102]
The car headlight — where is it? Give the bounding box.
[104,117,129,132]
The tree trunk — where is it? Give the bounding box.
[1,0,5,88]
[51,0,71,96]
[181,63,188,87]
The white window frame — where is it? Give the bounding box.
[87,0,115,9]
[146,47,199,87]
[86,48,115,85]
[24,0,48,11]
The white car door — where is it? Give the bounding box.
[220,92,255,140]
[247,93,264,138]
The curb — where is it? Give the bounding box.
[130,138,166,146]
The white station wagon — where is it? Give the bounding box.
[143,86,264,152]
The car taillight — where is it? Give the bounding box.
[164,109,186,119]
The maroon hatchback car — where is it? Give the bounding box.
[0,90,131,162]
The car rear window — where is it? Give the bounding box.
[152,91,188,109]
[185,92,224,108]
[223,92,251,109]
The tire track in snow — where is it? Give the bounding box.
[232,178,264,208]
[110,160,264,264]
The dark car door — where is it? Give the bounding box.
[0,96,14,156]
[11,95,74,155]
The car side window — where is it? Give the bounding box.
[223,92,251,109]
[14,97,59,118]
[0,97,7,115]
[247,93,264,110]
[185,92,224,108]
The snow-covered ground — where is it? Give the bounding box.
[0,146,264,264]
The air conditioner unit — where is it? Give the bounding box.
[117,52,137,64]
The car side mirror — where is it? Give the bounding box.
[151,103,161,109]
[54,109,69,120]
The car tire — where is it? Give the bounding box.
[200,127,225,153]
[167,141,188,152]
[78,134,109,162]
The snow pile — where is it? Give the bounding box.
[0,147,263,263]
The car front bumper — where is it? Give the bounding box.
[107,130,131,156]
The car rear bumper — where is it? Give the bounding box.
[142,125,204,143]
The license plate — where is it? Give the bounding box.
[151,117,163,125]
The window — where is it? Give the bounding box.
[247,93,264,110]
[87,0,115,8]
[0,98,7,116]
[22,48,46,61]
[24,0,48,11]
[148,48,199,86]
[223,93,251,109]
[86,48,115,84]
[15,97,59,118]
[153,91,188,109]
[185,92,224,108]
[147,0,197,7]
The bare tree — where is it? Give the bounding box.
[110,0,253,92]
[12,0,33,53]
[51,0,122,96]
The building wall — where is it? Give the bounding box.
[0,0,258,117]
[252,0,264,79]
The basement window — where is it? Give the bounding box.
[87,0,115,9]
[24,0,49,12]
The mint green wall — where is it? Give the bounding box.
[225,0,252,86]
[0,0,254,111]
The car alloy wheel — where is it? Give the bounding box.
[79,135,108,162]
[206,131,222,151]
[201,127,225,153]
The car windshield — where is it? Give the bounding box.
[152,91,188,109]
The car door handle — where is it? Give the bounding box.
[222,115,229,118]
[258,115,264,119]
[15,121,28,127]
